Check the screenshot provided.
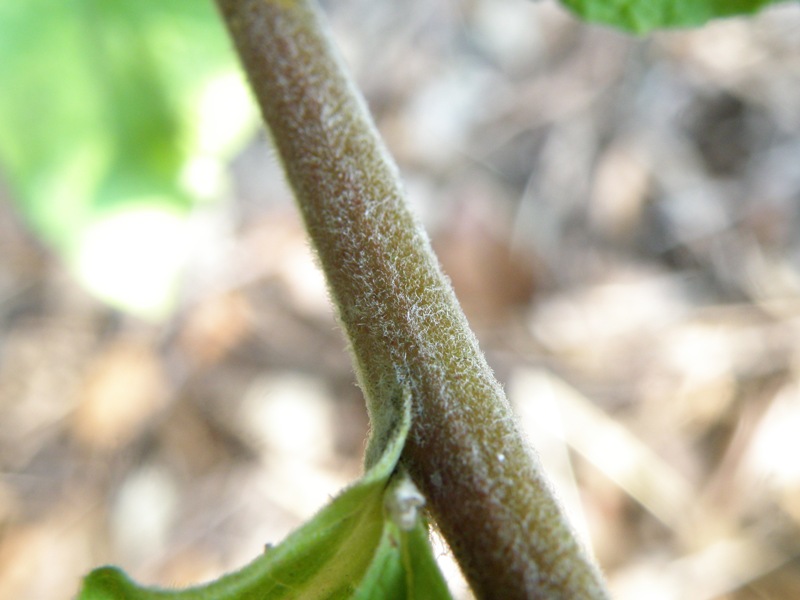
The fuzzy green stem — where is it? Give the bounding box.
[214,0,610,597]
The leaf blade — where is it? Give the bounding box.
[78,382,451,599]
[558,0,790,33]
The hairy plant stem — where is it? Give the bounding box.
[215,1,609,598]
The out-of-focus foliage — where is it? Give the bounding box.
[559,0,791,33]
[0,0,256,318]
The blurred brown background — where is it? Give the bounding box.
[2,1,800,598]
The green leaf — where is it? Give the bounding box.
[0,0,257,317]
[352,512,452,600]
[558,0,791,33]
[77,386,452,600]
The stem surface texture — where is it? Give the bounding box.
[215,1,610,598]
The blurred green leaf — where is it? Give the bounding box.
[558,0,791,33]
[78,385,452,600]
[0,0,257,317]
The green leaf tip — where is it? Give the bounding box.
[78,386,450,600]
[558,0,791,33]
